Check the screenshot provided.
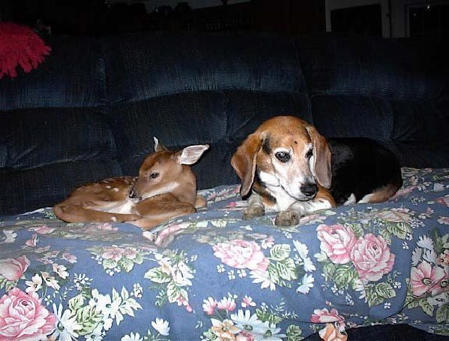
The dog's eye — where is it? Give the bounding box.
[149,172,159,179]
[275,151,290,163]
[306,149,313,159]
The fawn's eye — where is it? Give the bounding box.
[275,151,290,163]
[306,149,313,159]
[149,172,159,179]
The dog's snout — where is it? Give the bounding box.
[301,183,318,197]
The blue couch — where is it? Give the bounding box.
[1,31,448,340]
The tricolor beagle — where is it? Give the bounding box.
[231,116,402,226]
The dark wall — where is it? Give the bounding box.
[0,0,326,36]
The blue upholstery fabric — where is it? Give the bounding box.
[0,36,106,110]
[0,35,118,214]
[296,35,449,168]
[296,35,445,100]
[104,32,304,102]
[0,32,448,215]
[103,32,311,188]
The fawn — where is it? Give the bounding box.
[54,138,209,230]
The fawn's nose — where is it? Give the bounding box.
[301,183,318,198]
[129,188,137,198]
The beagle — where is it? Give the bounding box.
[231,116,402,226]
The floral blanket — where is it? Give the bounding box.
[1,168,448,341]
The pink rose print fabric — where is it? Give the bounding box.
[0,288,56,340]
[0,256,30,281]
[213,239,269,272]
[0,168,448,339]
[350,233,395,282]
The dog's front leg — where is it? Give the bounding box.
[243,191,265,220]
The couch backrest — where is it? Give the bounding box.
[0,36,121,214]
[0,32,310,214]
[102,32,310,193]
[1,32,448,215]
[296,34,449,168]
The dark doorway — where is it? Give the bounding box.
[331,4,382,36]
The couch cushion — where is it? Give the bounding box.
[104,31,304,103]
[0,36,106,110]
[104,32,311,189]
[0,35,119,214]
[0,108,121,215]
[1,160,121,215]
[297,35,445,100]
[297,35,449,168]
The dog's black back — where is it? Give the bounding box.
[328,138,402,205]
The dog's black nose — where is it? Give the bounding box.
[301,183,318,197]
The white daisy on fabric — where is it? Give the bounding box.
[89,289,122,330]
[121,332,143,341]
[303,257,316,272]
[293,240,309,259]
[250,270,276,291]
[417,235,434,250]
[412,247,423,266]
[237,269,247,278]
[353,279,367,301]
[53,263,69,279]
[41,271,60,290]
[258,324,286,341]
[217,264,226,273]
[151,318,170,336]
[296,273,314,294]
[314,251,328,262]
[428,292,449,306]
[230,309,270,335]
[423,249,438,265]
[52,304,81,341]
[25,273,43,294]
[90,289,111,312]
[132,283,143,298]
[261,236,274,249]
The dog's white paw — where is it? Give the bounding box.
[243,203,265,220]
[275,209,301,226]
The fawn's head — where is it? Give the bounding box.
[129,138,209,200]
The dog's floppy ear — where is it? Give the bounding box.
[231,132,263,198]
[306,126,332,189]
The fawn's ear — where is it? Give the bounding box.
[178,144,209,165]
[153,137,168,152]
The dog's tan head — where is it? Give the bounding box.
[231,116,332,201]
